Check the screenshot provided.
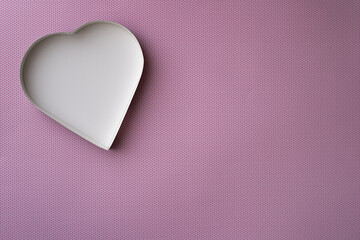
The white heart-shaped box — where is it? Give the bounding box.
[20,21,144,150]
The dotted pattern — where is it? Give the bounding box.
[1,1,360,239]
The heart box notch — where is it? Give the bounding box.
[20,21,144,150]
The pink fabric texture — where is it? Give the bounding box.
[1,1,359,239]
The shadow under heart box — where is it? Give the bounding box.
[20,21,144,150]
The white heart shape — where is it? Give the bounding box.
[20,21,144,150]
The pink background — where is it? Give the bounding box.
[1,1,359,239]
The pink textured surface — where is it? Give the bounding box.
[1,1,359,239]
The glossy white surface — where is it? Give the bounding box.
[21,21,144,149]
